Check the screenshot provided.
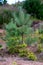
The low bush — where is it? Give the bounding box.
[8,43,27,54]
[27,52,37,61]
[37,44,43,53]
[13,61,18,65]
[8,45,19,54]
[8,42,37,61]
[19,48,29,57]
[19,48,37,60]
[18,44,37,60]
[16,43,27,48]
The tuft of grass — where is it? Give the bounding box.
[13,61,18,65]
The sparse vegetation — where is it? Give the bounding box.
[0,0,43,64]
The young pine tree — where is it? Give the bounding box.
[14,7,33,44]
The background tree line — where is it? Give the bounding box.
[0,0,43,27]
[23,0,43,20]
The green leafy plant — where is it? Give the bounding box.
[13,61,18,65]
[16,43,27,48]
[5,20,28,54]
[25,35,39,45]
[19,47,37,61]
[19,48,28,57]
[8,43,27,54]
[0,45,2,49]
[0,9,13,26]
[39,28,43,43]
[5,20,20,54]
[27,52,37,61]
[37,44,43,53]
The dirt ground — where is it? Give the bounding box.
[0,56,43,65]
[0,39,43,65]
[0,29,43,65]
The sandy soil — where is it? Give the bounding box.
[0,56,43,65]
[0,29,43,65]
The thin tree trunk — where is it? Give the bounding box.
[22,33,24,44]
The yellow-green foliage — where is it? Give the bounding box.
[8,47,19,54]
[37,44,43,53]
[13,62,18,65]
[19,48,29,57]
[19,48,37,60]
[18,44,37,60]
[8,43,27,54]
[40,34,43,39]
[27,52,37,61]
[17,43,27,48]
[7,41,37,61]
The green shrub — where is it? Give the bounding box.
[27,52,37,61]
[8,45,19,54]
[8,43,27,54]
[25,36,39,45]
[0,45,2,47]
[19,47,37,61]
[13,62,18,65]
[7,37,20,54]
[0,9,13,25]
[37,44,43,53]
[16,43,27,48]
[19,48,29,57]
[0,45,2,49]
